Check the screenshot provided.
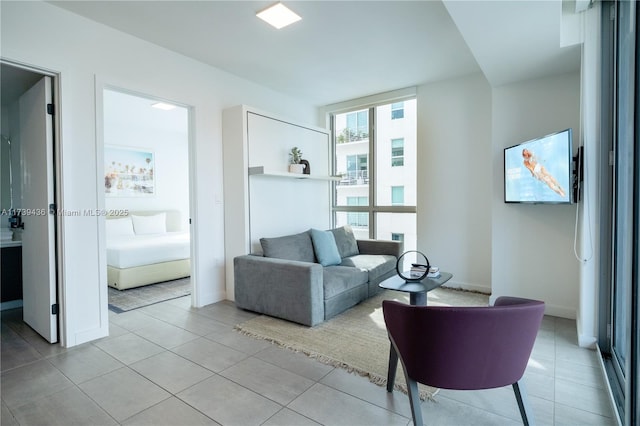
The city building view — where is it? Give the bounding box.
[333,99,417,255]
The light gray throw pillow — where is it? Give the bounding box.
[260,231,316,263]
[330,225,359,259]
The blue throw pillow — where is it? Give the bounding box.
[310,228,342,266]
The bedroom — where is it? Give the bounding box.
[102,88,192,312]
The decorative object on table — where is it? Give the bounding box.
[300,159,310,175]
[427,265,440,278]
[288,146,305,173]
[396,250,430,281]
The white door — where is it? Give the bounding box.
[19,76,58,343]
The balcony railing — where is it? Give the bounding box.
[336,130,369,144]
[338,170,369,186]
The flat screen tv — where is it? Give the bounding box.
[504,129,572,204]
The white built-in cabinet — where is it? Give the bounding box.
[222,105,333,300]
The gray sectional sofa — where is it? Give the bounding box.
[234,226,402,326]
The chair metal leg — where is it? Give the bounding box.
[405,376,423,426]
[512,380,535,426]
[386,342,398,392]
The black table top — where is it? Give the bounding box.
[378,271,453,294]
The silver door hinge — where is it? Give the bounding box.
[609,150,614,166]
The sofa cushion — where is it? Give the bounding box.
[341,254,396,284]
[260,231,316,263]
[322,266,368,300]
[310,229,341,266]
[330,225,359,258]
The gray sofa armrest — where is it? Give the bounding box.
[234,255,324,326]
[356,239,403,258]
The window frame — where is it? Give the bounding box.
[330,97,417,239]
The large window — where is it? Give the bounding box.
[332,99,417,249]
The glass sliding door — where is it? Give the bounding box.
[611,0,634,387]
[600,2,639,425]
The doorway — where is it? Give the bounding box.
[100,87,194,313]
[0,61,62,344]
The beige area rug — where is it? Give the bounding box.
[235,286,489,400]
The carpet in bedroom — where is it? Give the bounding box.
[108,277,191,313]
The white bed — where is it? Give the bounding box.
[106,210,191,290]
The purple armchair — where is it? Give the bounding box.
[382,296,545,426]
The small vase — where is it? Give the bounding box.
[288,164,305,174]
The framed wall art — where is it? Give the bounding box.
[104,146,155,197]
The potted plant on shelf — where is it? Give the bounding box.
[288,147,305,173]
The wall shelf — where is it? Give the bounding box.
[249,166,341,181]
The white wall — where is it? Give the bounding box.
[416,73,493,293]
[246,112,331,252]
[416,71,582,320]
[576,3,601,347]
[1,0,318,347]
[491,72,581,318]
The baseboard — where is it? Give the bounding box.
[578,333,597,348]
[543,303,576,319]
[487,295,577,319]
[442,280,491,294]
[196,289,227,308]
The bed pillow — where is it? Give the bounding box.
[105,217,134,238]
[132,213,166,235]
[310,228,342,267]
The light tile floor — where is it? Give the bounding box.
[1,295,618,426]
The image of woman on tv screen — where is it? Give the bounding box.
[522,148,566,198]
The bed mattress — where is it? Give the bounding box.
[107,232,190,269]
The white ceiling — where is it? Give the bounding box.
[104,88,189,136]
[48,1,581,106]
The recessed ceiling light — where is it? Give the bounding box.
[256,2,302,29]
[151,102,176,111]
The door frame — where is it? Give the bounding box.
[94,79,199,314]
[1,58,66,346]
